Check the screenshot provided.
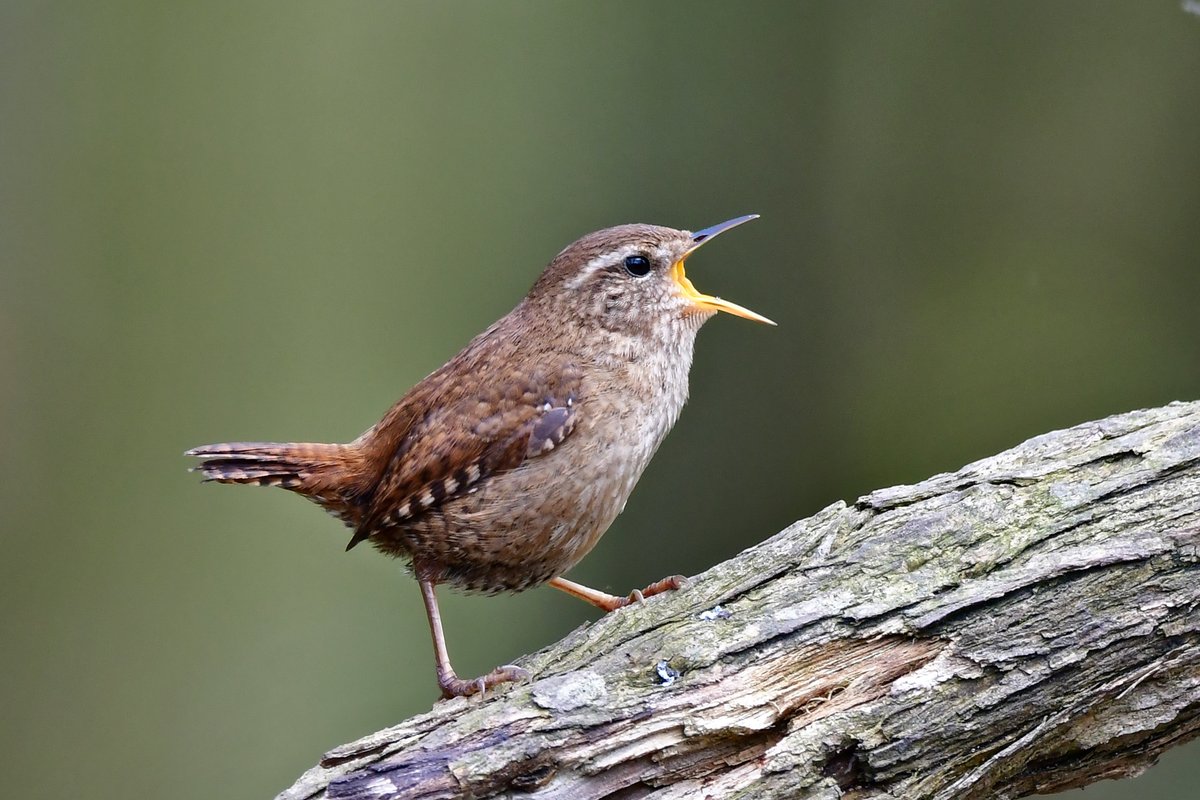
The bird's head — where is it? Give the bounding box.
[527,215,774,342]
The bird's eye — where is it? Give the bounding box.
[624,255,652,277]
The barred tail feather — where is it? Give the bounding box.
[184,441,359,495]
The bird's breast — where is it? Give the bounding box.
[570,333,697,509]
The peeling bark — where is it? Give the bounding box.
[279,401,1200,800]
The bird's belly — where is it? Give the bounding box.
[387,425,659,594]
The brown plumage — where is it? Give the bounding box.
[187,215,773,698]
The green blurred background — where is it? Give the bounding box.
[3,2,1199,798]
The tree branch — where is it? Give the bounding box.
[279,401,1200,800]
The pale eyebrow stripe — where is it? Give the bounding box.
[564,244,643,290]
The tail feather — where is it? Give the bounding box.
[185,441,367,502]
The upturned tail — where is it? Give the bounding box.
[185,441,372,521]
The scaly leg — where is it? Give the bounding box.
[417,578,527,699]
[548,574,689,613]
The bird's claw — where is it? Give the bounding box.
[438,663,529,699]
[643,574,690,597]
[605,574,690,612]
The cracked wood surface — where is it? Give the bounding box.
[280,401,1200,800]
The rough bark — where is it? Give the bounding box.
[279,401,1200,800]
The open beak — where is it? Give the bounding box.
[671,214,776,326]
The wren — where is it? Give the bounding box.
[187,215,773,698]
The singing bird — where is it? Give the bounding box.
[187,215,773,697]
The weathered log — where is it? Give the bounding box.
[280,400,1200,800]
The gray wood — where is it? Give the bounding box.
[279,400,1200,800]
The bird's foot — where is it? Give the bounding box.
[602,574,690,612]
[623,573,689,609]
[437,663,529,699]
[548,574,690,612]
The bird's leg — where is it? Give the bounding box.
[548,574,689,613]
[417,577,527,699]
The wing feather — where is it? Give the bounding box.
[346,357,581,549]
